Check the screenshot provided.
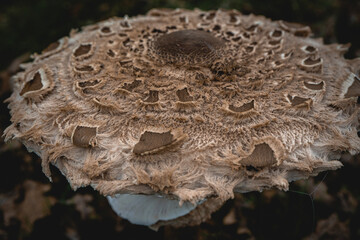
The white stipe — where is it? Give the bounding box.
[107,194,197,226]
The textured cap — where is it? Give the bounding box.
[4,8,360,228]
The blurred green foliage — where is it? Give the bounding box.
[0,0,359,71]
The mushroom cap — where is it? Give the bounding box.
[4,8,360,228]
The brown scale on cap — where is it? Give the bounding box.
[240,143,277,168]
[344,74,360,98]
[228,100,254,113]
[73,44,92,57]
[304,80,324,90]
[176,88,193,102]
[287,95,313,108]
[20,72,43,95]
[42,41,60,53]
[18,67,55,101]
[72,126,97,147]
[144,90,159,103]
[39,37,68,59]
[4,8,360,229]
[279,20,311,37]
[122,79,141,92]
[133,131,174,155]
[75,65,94,72]
[101,26,111,33]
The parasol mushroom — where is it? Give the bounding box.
[4,8,360,229]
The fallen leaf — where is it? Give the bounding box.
[304,213,350,240]
[0,180,56,233]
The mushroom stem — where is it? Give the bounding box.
[107,194,199,226]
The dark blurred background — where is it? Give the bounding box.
[0,0,359,239]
